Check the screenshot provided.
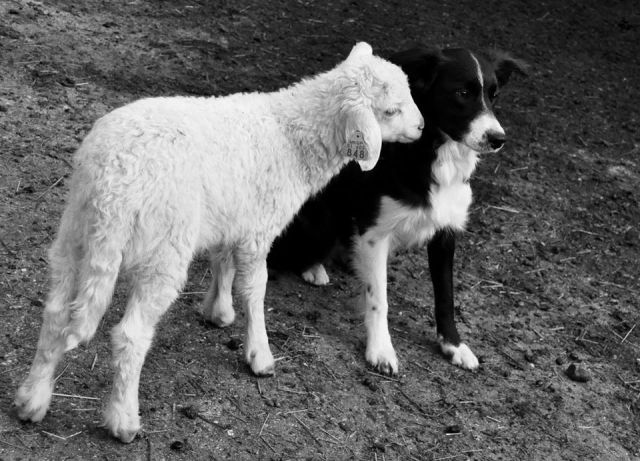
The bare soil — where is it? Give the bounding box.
[1,0,639,460]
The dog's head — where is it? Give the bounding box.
[390,46,527,153]
[338,42,424,171]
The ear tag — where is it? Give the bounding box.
[342,130,369,160]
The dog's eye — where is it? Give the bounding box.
[488,86,499,100]
[455,89,471,99]
[384,108,400,117]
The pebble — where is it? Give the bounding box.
[555,356,566,365]
[445,424,462,434]
[170,440,186,451]
[362,377,379,392]
[180,404,200,419]
[372,441,386,452]
[524,350,536,363]
[566,363,590,382]
[226,337,242,350]
[568,351,581,362]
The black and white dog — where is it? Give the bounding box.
[268,47,526,375]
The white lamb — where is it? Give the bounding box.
[15,42,423,443]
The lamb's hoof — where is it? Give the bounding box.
[301,264,330,286]
[103,404,141,444]
[15,379,54,422]
[203,304,235,328]
[247,348,275,377]
[440,342,479,370]
[208,310,235,328]
[365,345,399,376]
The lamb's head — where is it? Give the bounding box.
[339,42,424,171]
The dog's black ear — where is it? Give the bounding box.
[389,47,445,93]
[488,51,528,87]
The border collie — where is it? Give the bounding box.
[268,46,526,375]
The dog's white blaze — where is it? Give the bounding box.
[470,53,486,110]
[371,140,478,248]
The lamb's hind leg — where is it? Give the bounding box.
[234,250,274,376]
[103,248,191,443]
[15,232,121,422]
[201,248,236,327]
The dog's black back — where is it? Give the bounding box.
[269,47,525,272]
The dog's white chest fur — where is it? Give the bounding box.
[376,140,478,247]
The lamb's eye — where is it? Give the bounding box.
[488,86,499,100]
[384,108,400,117]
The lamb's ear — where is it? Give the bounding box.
[346,42,373,63]
[389,47,445,93]
[489,51,528,87]
[341,107,382,172]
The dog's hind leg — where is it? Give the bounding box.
[428,230,478,370]
[353,232,398,376]
[301,263,330,286]
[202,247,236,327]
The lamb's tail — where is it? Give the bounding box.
[58,203,125,350]
[15,191,126,422]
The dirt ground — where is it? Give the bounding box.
[1,0,639,459]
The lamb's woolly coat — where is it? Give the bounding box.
[15,42,422,443]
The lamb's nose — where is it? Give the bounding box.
[487,131,506,150]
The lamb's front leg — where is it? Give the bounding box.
[427,230,478,370]
[202,249,236,327]
[234,254,274,376]
[353,233,397,376]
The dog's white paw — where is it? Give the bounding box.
[246,345,275,376]
[301,264,330,286]
[103,401,141,444]
[15,378,54,422]
[440,342,479,370]
[365,342,399,376]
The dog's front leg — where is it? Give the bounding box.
[353,233,398,376]
[427,230,479,370]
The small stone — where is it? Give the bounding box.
[524,350,536,363]
[338,421,350,432]
[568,351,581,362]
[555,356,566,365]
[566,363,590,382]
[226,337,242,350]
[445,424,462,434]
[170,440,185,451]
[372,441,386,452]
[30,298,44,307]
[180,404,200,419]
[362,377,378,392]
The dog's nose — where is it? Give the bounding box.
[487,131,505,150]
